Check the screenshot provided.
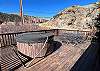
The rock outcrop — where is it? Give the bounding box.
[0,12,48,25]
[0,13,48,33]
[40,2,99,31]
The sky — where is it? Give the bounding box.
[0,0,98,18]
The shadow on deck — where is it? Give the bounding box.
[1,41,62,71]
[11,51,33,71]
[1,46,32,71]
[26,41,62,68]
[45,41,62,57]
[70,32,100,71]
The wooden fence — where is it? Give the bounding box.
[0,29,95,48]
[0,33,18,47]
[0,30,52,47]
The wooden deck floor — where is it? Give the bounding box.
[16,40,91,71]
[0,46,32,71]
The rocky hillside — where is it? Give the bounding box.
[0,12,48,24]
[0,12,21,22]
[40,2,99,31]
[0,12,48,33]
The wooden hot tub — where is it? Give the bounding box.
[16,32,54,58]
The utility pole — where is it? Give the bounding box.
[19,0,24,24]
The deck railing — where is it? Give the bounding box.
[0,33,18,47]
[0,30,52,47]
[0,29,95,48]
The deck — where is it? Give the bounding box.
[0,29,95,71]
[15,37,91,71]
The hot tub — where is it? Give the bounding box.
[16,32,54,58]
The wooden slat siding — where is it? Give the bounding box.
[0,35,2,47]
[9,35,12,45]
[2,35,5,47]
[17,42,48,58]
[10,34,14,45]
[0,36,2,47]
[6,35,8,45]
[7,35,10,46]
[12,34,14,45]
[10,34,13,45]
[2,35,5,46]
[6,35,9,45]
[6,35,8,46]
[13,34,15,45]
[12,34,16,45]
[1,35,3,47]
[4,35,9,46]
[4,35,7,46]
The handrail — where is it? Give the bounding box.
[0,34,17,47]
[25,36,49,68]
[0,29,94,48]
[0,29,53,35]
[0,29,93,35]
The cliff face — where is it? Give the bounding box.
[40,3,99,31]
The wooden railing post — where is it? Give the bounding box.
[53,29,59,36]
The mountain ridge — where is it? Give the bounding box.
[40,2,99,31]
[0,12,48,24]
